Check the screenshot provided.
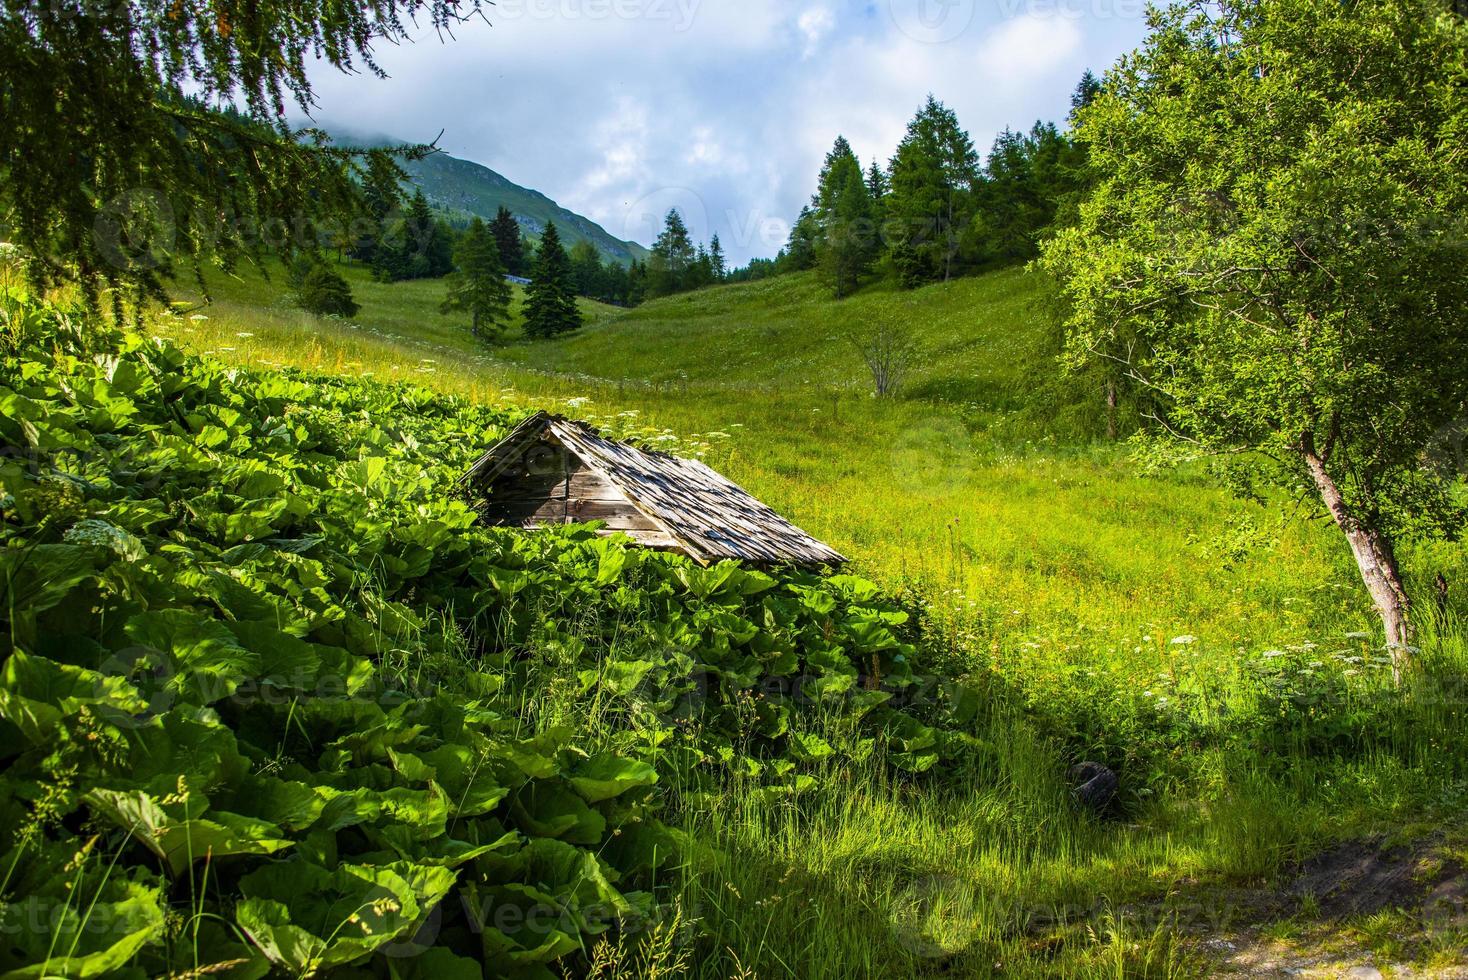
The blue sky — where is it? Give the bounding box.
[306,0,1152,264]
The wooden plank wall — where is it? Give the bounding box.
[478,442,683,551]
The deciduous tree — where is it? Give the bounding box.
[1040,0,1468,676]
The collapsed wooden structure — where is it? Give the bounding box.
[460,412,846,567]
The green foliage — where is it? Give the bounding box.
[0,0,466,308]
[0,295,990,975]
[111,236,1468,979]
[377,191,456,282]
[523,222,584,339]
[296,262,360,318]
[441,217,512,344]
[779,205,820,274]
[348,153,410,271]
[490,207,528,278]
[814,136,879,298]
[647,210,697,299]
[970,121,1090,267]
[885,96,981,285]
[1040,0,1468,655]
[568,241,640,307]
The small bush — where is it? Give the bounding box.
[295,261,358,317]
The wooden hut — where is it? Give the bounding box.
[460,412,846,567]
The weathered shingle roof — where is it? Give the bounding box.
[460,412,846,567]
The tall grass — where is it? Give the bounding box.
[146,258,1468,974]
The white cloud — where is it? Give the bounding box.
[302,1,1145,264]
[977,13,1084,83]
[797,7,836,58]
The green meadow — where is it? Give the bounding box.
[136,257,1468,976]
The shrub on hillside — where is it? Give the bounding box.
[295,261,358,317]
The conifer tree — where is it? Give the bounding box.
[440,217,512,343]
[1070,69,1103,120]
[380,190,453,281]
[709,234,727,281]
[523,222,582,339]
[648,209,696,297]
[866,159,889,202]
[568,240,607,299]
[814,136,877,298]
[1,0,472,308]
[489,206,526,276]
[780,206,820,273]
[349,154,407,270]
[885,96,980,285]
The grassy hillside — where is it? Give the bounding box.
[163,262,1394,649]
[14,258,1468,977]
[493,269,1042,396]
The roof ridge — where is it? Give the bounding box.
[463,411,847,567]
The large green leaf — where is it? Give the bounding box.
[236,861,456,974]
[0,651,148,742]
[85,789,293,876]
[568,754,657,804]
[0,877,165,980]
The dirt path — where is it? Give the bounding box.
[1201,834,1468,978]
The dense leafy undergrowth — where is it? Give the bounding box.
[5,296,1468,979]
[0,302,986,978]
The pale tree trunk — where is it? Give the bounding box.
[1302,446,1413,682]
[1105,380,1118,440]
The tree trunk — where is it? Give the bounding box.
[1303,447,1413,681]
[1105,380,1118,440]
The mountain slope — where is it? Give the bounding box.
[404,151,649,265]
[330,127,649,264]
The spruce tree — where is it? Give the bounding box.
[568,240,607,299]
[814,136,877,298]
[523,222,583,339]
[440,217,512,343]
[780,206,820,273]
[709,234,727,281]
[865,159,889,202]
[648,209,696,297]
[885,96,980,285]
[1070,69,1103,120]
[349,154,406,269]
[381,190,453,281]
[489,206,526,276]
